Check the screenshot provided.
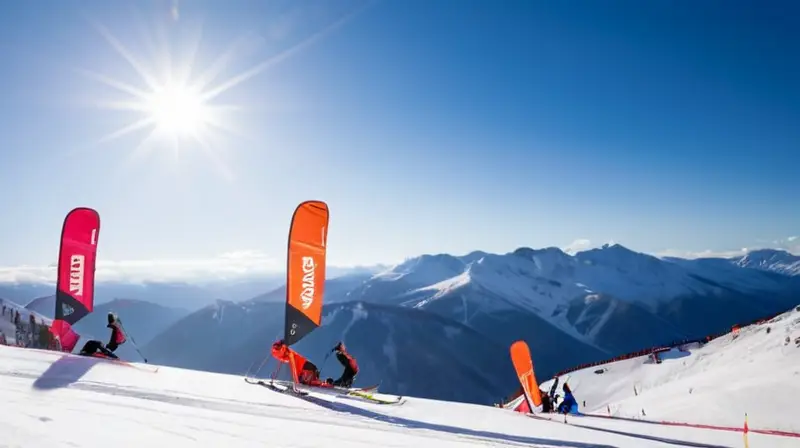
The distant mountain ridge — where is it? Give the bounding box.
[732,248,800,276]
[0,265,386,311]
[348,244,798,353]
[140,244,800,405]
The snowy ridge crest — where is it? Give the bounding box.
[353,243,800,357]
[733,249,800,276]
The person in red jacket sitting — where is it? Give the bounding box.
[105,313,126,352]
[79,313,126,359]
[331,341,358,388]
[271,339,330,387]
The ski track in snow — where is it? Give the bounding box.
[2,345,798,447]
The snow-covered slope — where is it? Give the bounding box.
[2,345,794,448]
[143,300,519,405]
[0,298,53,346]
[541,304,800,433]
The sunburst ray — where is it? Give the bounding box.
[79,2,370,180]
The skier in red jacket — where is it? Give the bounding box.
[78,313,126,359]
[331,341,359,388]
[271,339,330,387]
[105,313,126,352]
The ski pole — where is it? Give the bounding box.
[320,351,331,372]
[252,354,271,378]
[117,320,148,363]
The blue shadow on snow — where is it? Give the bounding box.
[291,391,618,448]
[32,355,100,390]
[565,419,732,448]
[659,350,691,361]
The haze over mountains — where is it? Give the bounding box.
[2,244,798,404]
[0,265,385,311]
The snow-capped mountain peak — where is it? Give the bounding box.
[512,247,574,273]
[733,248,800,276]
[349,244,799,365]
[373,253,468,285]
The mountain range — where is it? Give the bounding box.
[2,279,283,312]
[131,244,800,405]
[0,265,386,312]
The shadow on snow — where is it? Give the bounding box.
[292,391,619,448]
[566,422,732,448]
[32,355,100,390]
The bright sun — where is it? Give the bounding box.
[144,83,210,138]
[81,3,366,177]
[81,21,244,173]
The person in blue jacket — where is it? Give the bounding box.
[557,382,579,414]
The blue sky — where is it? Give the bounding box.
[0,0,798,282]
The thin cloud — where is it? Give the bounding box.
[657,235,800,259]
[562,239,593,254]
[655,248,750,259]
[0,251,281,284]
[561,239,620,254]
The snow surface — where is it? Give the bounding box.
[2,345,794,447]
[541,305,800,434]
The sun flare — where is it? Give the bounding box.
[80,3,368,178]
[144,83,210,138]
[78,20,251,177]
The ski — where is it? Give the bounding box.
[271,379,380,395]
[86,353,159,373]
[317,383,380,395]
[245,376,403,405]
[343,389,405,405]
[349,384,380,394]
[244,377,309,396]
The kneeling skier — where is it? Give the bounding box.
[79,313,126,359]
[271,339,330,387]
[331,341,358,388]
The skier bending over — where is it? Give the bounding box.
[79,313,126,359]
[331,341,359,388]
[271,339,330,387]
[557,382,578,414]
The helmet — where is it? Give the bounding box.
[107,312,116,324]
